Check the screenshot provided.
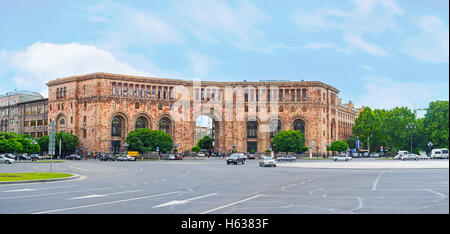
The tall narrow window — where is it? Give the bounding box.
[111,117,122,137]
[247,121,258,138]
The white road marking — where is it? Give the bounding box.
[200,195,265,214]
[372,170,385,191]
[1,185,76,193]
[32,191,181,214]
[0,187,110,200]
[153,193,217,208]
[67,189,142,200]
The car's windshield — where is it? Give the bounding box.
[230,154,240,157]
[263,157,273,160]
[435,151,441,154]
[442,150,448,154]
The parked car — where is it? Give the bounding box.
[99,154,115,161]
[175,154,184,160]
[226,153,245,165]
[0,155,15,164]
[18,153,31,160]
[197,152,205,157]
[4,153,17,160]
[417,153,429,160]
[259,156,276,167]
[401,153,418,161]
[333,154,352,161]
[277,155,296,162]
[247,154,256,159]
[165,154,176,160]
[115,155,136,161]
[66,154,82,160]
[30,154,43,161]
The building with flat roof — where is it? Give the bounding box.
[46,72,360,154]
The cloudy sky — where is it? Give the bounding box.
[0,0,448,112]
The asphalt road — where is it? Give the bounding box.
[0,158,448,214]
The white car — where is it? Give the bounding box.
[259,156,276,167]
[197,152,205,157]
[401,153,418,161]
[394,151,409,160]
[0,155,15,164]
[333,154,352,161]
[115,155,136,161]
[417,151,429,160]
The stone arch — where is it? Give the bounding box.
[290,115,308,137]
[132,112,152,130]
[156,114,175,137]
[192,109,225,152]
[55,113,67,133]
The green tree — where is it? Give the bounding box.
[55,132,79,156]
[191,146,201,152]
[423,101,449,149]
[197,135,213,150]
[126,128,173,153]
[271,130,305,154]
[37,135,49,153]
[0,138,23,153]
[16,138,40,154]
[352,107,380,151]
[330,140,349,153]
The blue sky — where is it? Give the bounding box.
[0,0,448,112]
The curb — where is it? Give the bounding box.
[0,174,80,185]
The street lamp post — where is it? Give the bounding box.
[428,141,433,155]
[406,123,416,153]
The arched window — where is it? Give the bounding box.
[135,117,146,129]
[112,117,122,137]
[293,119,305,134]
[247,121,258,138]
[270,120,282,138]
[159,118,171,135]
[331,119,336,139]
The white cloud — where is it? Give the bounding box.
[170,0,271,52]
[355,76,449,110]
[402,15,449,63]
[343,34,388,56]
[362,65,374,71]
[1,42,152,97]
[293,0,402,56]
[184,50,218,77]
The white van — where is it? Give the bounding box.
[440,148,448,159]
[431,149,448,159]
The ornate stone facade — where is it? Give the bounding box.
[47,73,360,154]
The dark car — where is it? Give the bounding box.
[277,155,296,162]
[99,154,115,161]
[226,153,245,165]
[66,154,82,160]
[175,154,184,160]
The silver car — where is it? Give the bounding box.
[115,155,136,161]
[401,153,418,161]
[0,155,15,164]
[259,156,276,167]
[333,154,352,161]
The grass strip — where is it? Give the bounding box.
[0,173,73,182]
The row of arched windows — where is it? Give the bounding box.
[111,116,172,137]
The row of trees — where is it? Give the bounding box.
[0,132,40,154]
[351,101,448,154]
[0,132,79,156]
